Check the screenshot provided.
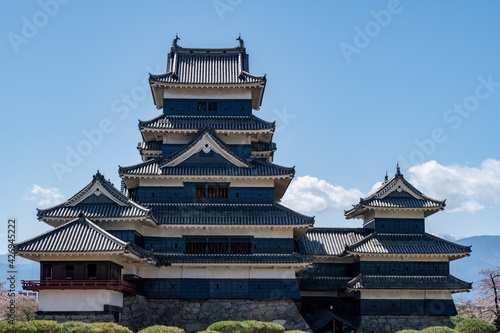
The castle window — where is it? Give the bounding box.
[88,264,97,280]
[208,102,217,111]
[208,237,229,254]
[42,264,52,280]
[195,184,228,199]
[231,238,251,254]
[198,102,207,111]
[65,264,75,280]
[186,237,206,254]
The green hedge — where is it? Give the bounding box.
[241,321,285,333]
[54,321,98,333]
[29,320,60,333]
[90,322,132,333]
[0,321,36,333]
[207,321,248,333]
[395,330,419,333]
[137,325,185,333]
[455,318,496,333]
[420,326,458,333]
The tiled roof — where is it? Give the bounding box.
[345,167,445,218]
[298,228,367,256]
[346,274,472,291]
[146,203,314,225]
[345,233,471,255]
[15,215,129,253]
[139,115,275,132]
[37,171,152,220]
[155,253,312,265]
[138,141,162,151]
[149,41,265,85]
[119,156,294,177]
[297,277,351,292]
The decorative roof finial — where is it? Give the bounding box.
[396,162,401,175]
[236,33,244,49]
[173,34,180,48]
[384,171,388,182]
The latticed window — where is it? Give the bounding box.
[208,238,229,254]
[231,238,251,254]
[195,184,228,199]
[186,238,206,254]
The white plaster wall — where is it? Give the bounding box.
[365,209,425,221]
[164,88,252,99]
[360,290,453,300]
[38,290,123,312]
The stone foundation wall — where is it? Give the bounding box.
[356,315,453,333]
[35,313,115,323]
[121,296,312,333]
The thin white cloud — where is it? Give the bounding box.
[23,185,64,207]
[281,175,364,213]
[408,159,500,213]
[432,233,464,241]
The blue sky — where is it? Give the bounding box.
[1,0,500,252]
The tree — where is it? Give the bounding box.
[475,267,500,321]
[0,282,38,321]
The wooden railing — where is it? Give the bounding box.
[21,280,136,294]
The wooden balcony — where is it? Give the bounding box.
[21,280,136,294]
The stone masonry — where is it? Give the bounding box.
[121,296,312,333]
[356,315,453,332]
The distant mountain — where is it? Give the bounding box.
[0,254,39,292]
[450,235,500,285]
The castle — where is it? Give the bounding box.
[15,37,471,333]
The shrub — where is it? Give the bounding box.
[55,321,98,333]
[0,321,36,333]
[396,330,419,333]
[421,326,458,333]
[493,317,500,331]
[196,331,220,333]
[137,326,185,333]
[284,331,309,333]
[90,322,132,333]
[30,320,61,333]
[241,321,284,333]
[207,321,248,333]
[455,318,496,333]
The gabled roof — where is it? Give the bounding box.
[298,228,367,256]
[37,171,153,222]
[119,153,294,178]
[149,36,266,110]
[345,166,446,219]
[139,115,275,133]
[160,128,252,168]
[15,214,130,253]
[345,232,471,256]
[346,274,472,292]
[146,202,314,226]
